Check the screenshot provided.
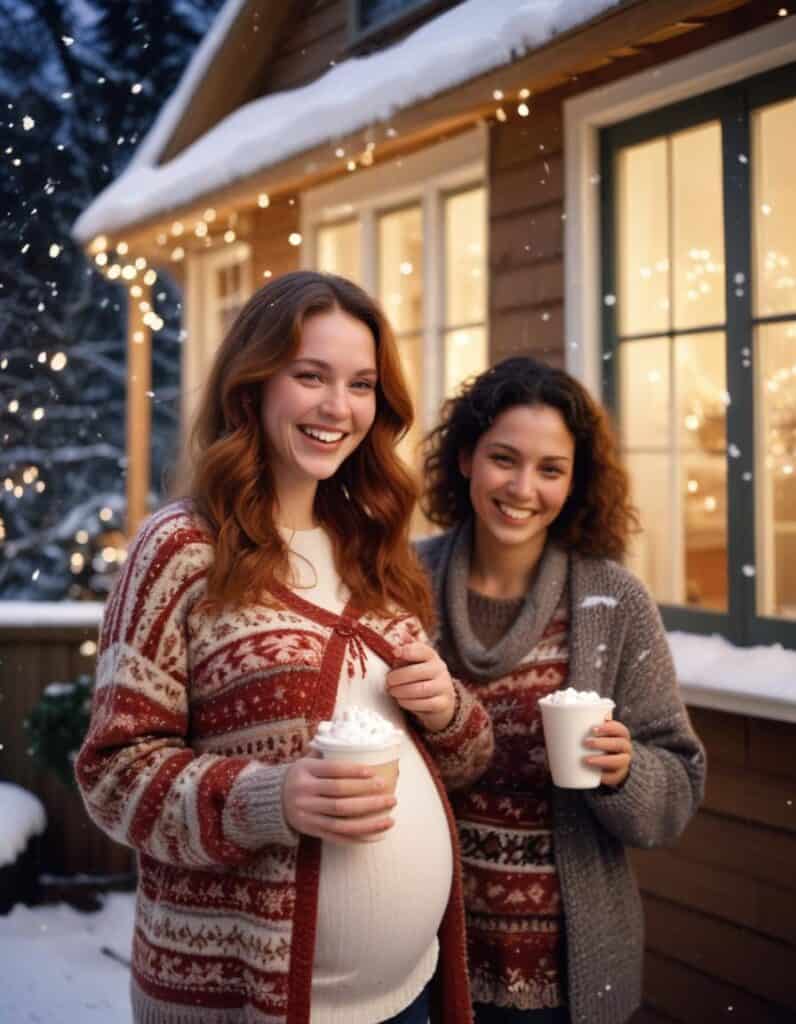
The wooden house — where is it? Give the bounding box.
[48,0,796,1017]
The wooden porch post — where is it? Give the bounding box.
[126,285,152,536]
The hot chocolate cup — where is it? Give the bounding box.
[310,734,402,840]
[539,697,615,789]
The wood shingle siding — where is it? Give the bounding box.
[263,0,348,94]
[249,197,302,282]
[630,707,796,1021]
[488,97,566,366]
[0,627,133,878]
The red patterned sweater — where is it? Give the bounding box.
[76,503,493,1024]
[455,598,569,1009]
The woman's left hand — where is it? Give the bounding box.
[386,642,457,733]
[584,719,633,787]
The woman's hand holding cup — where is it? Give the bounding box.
[282,753,396,844]
[584,719,633,787]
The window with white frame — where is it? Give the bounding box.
[599,63,796,648]
[303,129,488,469]
[185,243,251,428]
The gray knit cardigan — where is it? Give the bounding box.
[416,528,707,1024]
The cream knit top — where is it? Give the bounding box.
[283,526,452,1024]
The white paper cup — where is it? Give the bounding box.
[539,700,614,789]
[310,736,402,840]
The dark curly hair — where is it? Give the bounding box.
[421,356,639,560]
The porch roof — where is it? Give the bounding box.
[73,0,621,245]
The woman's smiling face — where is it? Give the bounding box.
[260,306,378,507]
[459,403,575,558]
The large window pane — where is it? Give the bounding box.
[618,333,727,610]
[617,139,670,335]
[676,334,728,611]
[624,453,677,603]
[756,323,796,620]
[672,122,725,330]
[395,332,423,469]
[618,337,670,448]
[378,207,423,470]
[317,220,361,283]
[444,327,487,397]
[675,333,727,454]
[753,97,796,318]
[445,187,486,326]
[378,206,423,333]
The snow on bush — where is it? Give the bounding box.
[0,784,46,869]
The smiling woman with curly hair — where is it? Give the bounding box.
[422,356,637,560]
[417,356,705,1024]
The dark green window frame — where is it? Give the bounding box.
[600,61,796,649]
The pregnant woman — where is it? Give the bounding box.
[416,356,706,1024]
[76,272,492,1024]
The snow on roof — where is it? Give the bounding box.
[0,784,46,869]
[73,0,619,242]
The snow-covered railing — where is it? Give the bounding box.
[0,601,104,629]
[669,631,796,724]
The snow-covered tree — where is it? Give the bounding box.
[0,0,222,599]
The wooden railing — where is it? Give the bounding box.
[0,605,133,878]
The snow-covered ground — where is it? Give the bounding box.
[0,893,135,1023]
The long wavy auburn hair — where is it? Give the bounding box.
[421,356,639,560]
[185,270,433,627]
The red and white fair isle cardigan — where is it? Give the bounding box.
[76,503,493,1024]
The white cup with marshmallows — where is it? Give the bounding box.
[538,688,615,789]
[310,707,404,822]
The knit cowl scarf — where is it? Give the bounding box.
[429,518,569,684]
